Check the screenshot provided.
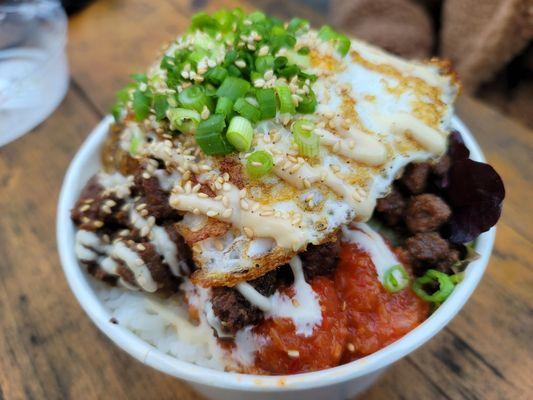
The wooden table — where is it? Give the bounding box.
[1,0,531,399]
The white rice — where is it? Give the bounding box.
[95,282,228,370]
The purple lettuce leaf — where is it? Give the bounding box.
[440,132,505,244]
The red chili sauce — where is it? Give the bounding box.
[252,243,429,374]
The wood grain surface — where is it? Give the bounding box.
[0,1,531,399]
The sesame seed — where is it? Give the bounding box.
[79,204,91,212]
[198,192,209,198]
[243,227,254,238]
[221,208,233,218]
[206,210,218,217]
[303,179,311,188]
[140,209,149,217]
[136,244,146,251]
[235,59,246,68]
[347,343,355,352]
[287,350,300,358]
[93,220,104,228]
[240,199,249,210]
[140,226,150,237]
[192,183,201,193]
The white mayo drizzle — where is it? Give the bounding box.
[388,113,446,154]
[341,223,400,282]
[109,241,157,292]
[75,230,104,261]
[234,255,322,337]
[130,209,187,277]
[170,185,308,250]
[154,169,181,191]
[315,127,387,166]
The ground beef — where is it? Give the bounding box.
[119,241,180,292]
[300,240,341,280]
[405,232,450,267]
[218,156,246,189]
[434,249,460,274]
[133,170,179,222]
[376,186,406,226]
[164,222,193,274]
[405,194,451,233]
[401,162,431,194]
[71,176,127,231]
[211,270,278,334]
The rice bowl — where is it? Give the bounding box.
[56,9,502,400]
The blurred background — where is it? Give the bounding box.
[62,0,532,128]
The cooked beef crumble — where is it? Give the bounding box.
[210,240,341,335]
[405,194,451,233]
[300,240,341,280]
[133,169,180,222]
[401,162,431,194]
[376,186,406,226]
[71,176,128,231]
[211,271,277,334]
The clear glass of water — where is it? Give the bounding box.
[0,0,69,146]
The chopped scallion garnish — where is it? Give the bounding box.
[226,116,253,151]
[256,88,276,120]
[215,96,233,119]
[233,98,261,122]
[275,84,295,114]
[216,76,251,101]
[167,108,201,134]
[383,264,409,293]
[292,119,319,157]
[412,269,455,303]
[178,85,210,112]
[246,150,273,177]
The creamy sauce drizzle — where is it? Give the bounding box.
[234,255,322,336]
[341,223,400,282]
[130,209,187,276]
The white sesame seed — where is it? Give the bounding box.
[287,350,300,358]
[235,59,246,68]
[221,208,233,218]
[347,343,355,352]
[243,227,254,238]
[206,210,218,217]
[198,192,209,198]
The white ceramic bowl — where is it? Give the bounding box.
[57,115,495,400]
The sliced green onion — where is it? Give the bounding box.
[233,98,261,122]
[292,119,319,157]
[226,116,253,151]
[190,12,220,32]
[296,90,317,114]
[205,65,228,85]
[215,96,233,119]
[178,85,208,112]
[336,34,351,57]
[256,88,276,119]
[274,56,288,70]
[153,94,169,121]
[285,50,310,69]
[195,115,234,155]
[132,88,152,121]
[255,55,274,73]
[383,264,410,293]
[167,108,201,134]
[275,84,295,114]
[287,17,309,34]
[412,269,455,303]
[318,25,337,41]
[196,114,226,135]
[216,76,251,101]
[130,73,148,83]
[297,46,310,55]
[247,150,273,177]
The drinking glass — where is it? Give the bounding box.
[0,0,69,146]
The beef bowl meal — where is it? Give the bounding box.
[57,9,505,400]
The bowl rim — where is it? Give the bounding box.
[56,115,495,392]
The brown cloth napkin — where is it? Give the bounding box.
[331,0,533,91]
